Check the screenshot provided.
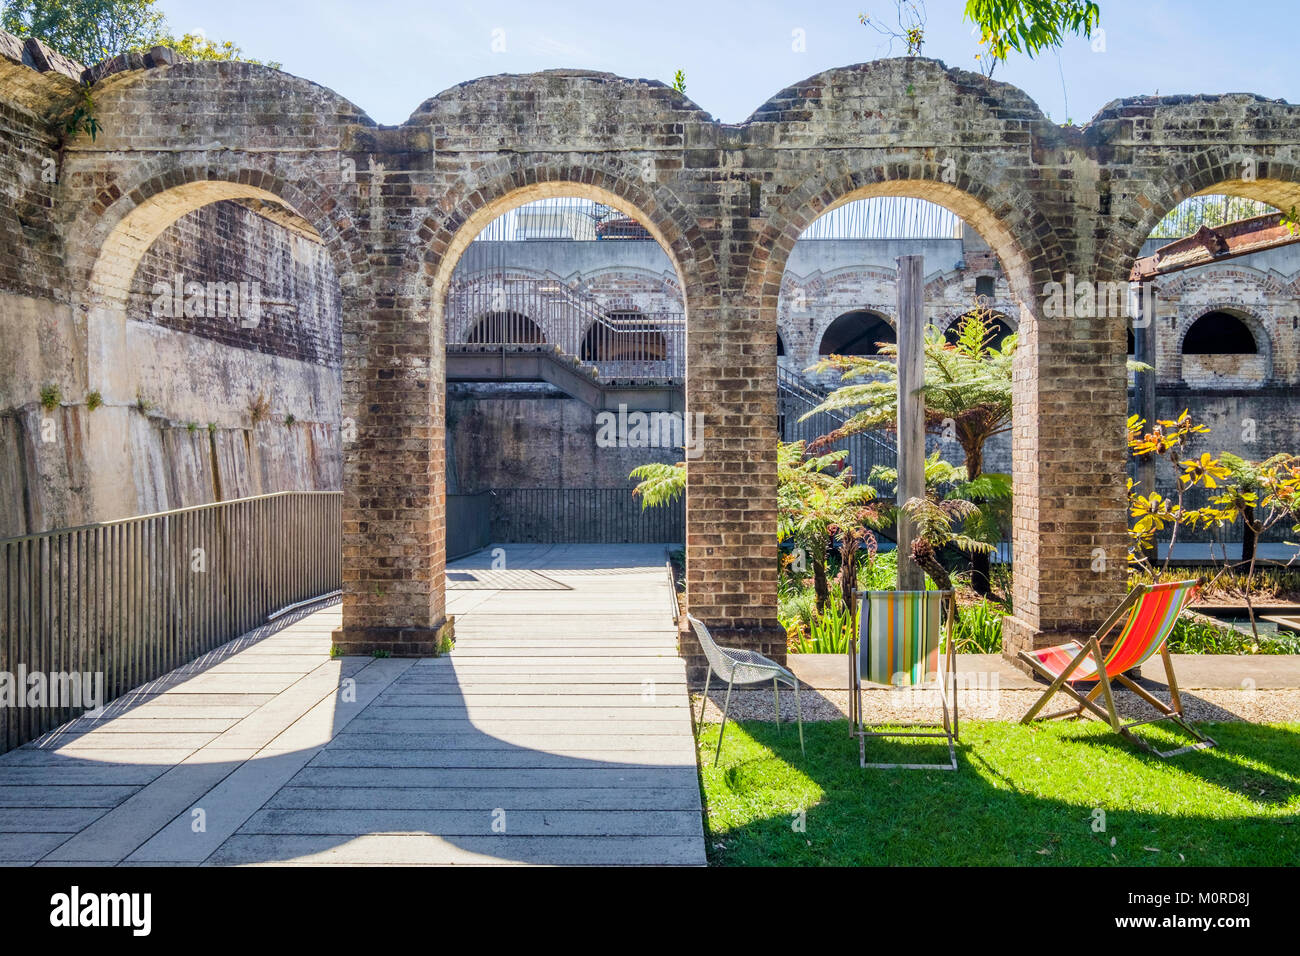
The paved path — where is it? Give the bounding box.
[0,543,704,866]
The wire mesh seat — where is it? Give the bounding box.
[687,615,804,765]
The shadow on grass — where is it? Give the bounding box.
[695,718,1300,866]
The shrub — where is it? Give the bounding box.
[1170,613,1300,655]
[39,384,61,412]
[791,598,855,654]
[248,392,270,425]
[950,598,1004,653]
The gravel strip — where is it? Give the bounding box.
[692,687,1300,724]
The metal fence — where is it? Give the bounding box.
[447,492,492,560]
[797,197,962,240]
[490,488,685,544]
[778,365,898,493]
[446,274,685,382]
[0,491,341,754]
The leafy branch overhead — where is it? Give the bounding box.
[964,0,1100,75]
[2,0,278,68]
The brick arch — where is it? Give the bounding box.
[579,266,683,303]
[1173,303,1274,382]
[817,307,896,356]
[1102,155,1300,280]
[753,176,1052,308]
[70,164,368,311]
[1156,264,1290,300]
[751,173,1082,660]
[401,156,718,324]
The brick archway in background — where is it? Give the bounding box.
[10,49,1300,669]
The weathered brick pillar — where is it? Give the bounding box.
[333,280,451,655]
[1003,282,1129,665]
[682,286,783,683]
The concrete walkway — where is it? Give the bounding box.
[0,543,704,866]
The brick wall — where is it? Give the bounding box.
[131,200,341,367]
[7,39,1300,666]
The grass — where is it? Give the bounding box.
[1171,613,1300,655]
[697,719,1300,866]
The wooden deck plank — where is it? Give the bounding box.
[0,544,704,867]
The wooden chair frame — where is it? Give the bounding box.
[1018,584,1216,759]
[849,589,959,771]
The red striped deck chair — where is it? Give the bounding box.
[1019,580,1216,758]
[849,590,958,770]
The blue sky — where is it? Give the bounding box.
[161,0,1299,126]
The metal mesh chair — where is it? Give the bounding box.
[688,615,804,765]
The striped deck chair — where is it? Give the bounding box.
[849,590,958,770]
[1019,580,1216,758]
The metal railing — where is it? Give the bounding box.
[778,365,898,493]
[447,492,492,560]
[797,197,962,240]
[490,488,685,544]
[0,491,341,754]
[446,275,685,382]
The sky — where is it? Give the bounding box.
[158,0,1299,127]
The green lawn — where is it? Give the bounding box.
[697,720,1300,866]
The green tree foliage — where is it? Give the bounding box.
[777,440,882,615]
[871,452,1007,601]
[2,0,274,67]
[631,442,884,616]
[808,305,1014,594]
[161,29,278,67]
[1150,195,1278,240]
[629,461,685,509]
[964,0,1100,75]
[2,0,164,65]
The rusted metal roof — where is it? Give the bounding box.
[1131,212,1300,280]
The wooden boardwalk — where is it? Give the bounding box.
[0,544,705,866]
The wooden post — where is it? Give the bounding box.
[896,255,926,590]
[1133,281,1158,566]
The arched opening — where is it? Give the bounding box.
[819,310,895,356]
[435,187,690,555]
[1181,311,1257,354]
[772,187,1036,621]
[467,311,544,344]
[944,310,1015,350]
[776,332,786,357]
[78,179,349,524]
[581,311,669,365]
[1124,188,1291,555]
